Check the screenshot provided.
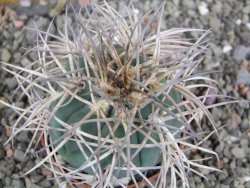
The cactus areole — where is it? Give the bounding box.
[49,53,183,179]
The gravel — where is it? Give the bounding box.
[231,147,246,159]
[233,45,250,63]
[1,49,12,62]
[0,0,250,188]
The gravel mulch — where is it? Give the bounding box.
[0,0,249,188]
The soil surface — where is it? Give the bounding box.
[0,0,249,188]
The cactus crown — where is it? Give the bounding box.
[0,1,227,187]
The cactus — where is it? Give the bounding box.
[0,1,232,187]
[49,80,183,178]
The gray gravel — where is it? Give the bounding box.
[0,0,250,188]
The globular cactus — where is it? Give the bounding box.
[0,1,227,187]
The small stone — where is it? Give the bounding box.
[13,149,29,162]
[231,147,246,159]
[200,168,210,175]
[182,0,195,9]
[24,177,32,188]
[246,23,250,30]
[12,179,25,188]
[237,70,250,85]
[6,148,13,157]
[232,112,241,127]
[219,184,230,188]
[240,32,250,43]
[224,3,232,16]
[13,20,24,28]
[16,132,30,143]
[5,176,12,186]
[243,6,250,14]
[236,19,242,25]
[233,45,250,63]
[226,136,240,143]
[240,138,249,148]
[0,171,5,179]
[223,146,232,158]
[0,159,15,176]
[209,16,221,32]
[210,43,222,57]
[198,2,209,16]
[4,78,18,90]
[229,159,236,169]
[30,175,44,183]
[218,169,228,180]
[78,0,91,7]
[20,57,31,67]
[31,184,42,188]
[223,45,233,53]
[238,185,245,188]
[14,52,22,62]
[20,0,31,7]
[14,31,24,39]
[49,0,68,17]
[242,14,249,24]
[246,90,250,100]
[211,2,222,14]
[1,49,12,62]
[39,179,52,188]
[244,176,250,183]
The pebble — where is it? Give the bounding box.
[209,16,221,32]
[237,70,250,85]
[223,3,232,17]
[14,52,22,63]
[219,185,230,188]
[223,45,233,54]
[14,31,24,39]
[13,20,24,28]
[49,0,68,17]
[246,23,250,30]
[30,175,44,184]
[24,177,32,188]
[20,0,31,7]
[0,159,15,176]
[240,138,249,148]
[182,0,195,9]
[20,57,31,67]
[1,49,12,62]
[4,78,18,91]
[233,45,250,63]
[236,19,242,25]
[243,6,250,14]
[31,184,42,188]
[198,2,209,16]
[211,2,222,14]
[16,132,30,143]
[6,148,14,158]
[5,176,12,186]
[13,5,49,17]
[13,150,29,163]
[231,147,246,159]
[12,179,25,188]
[38,179,52,188]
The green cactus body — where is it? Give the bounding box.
[49,54,183,178]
